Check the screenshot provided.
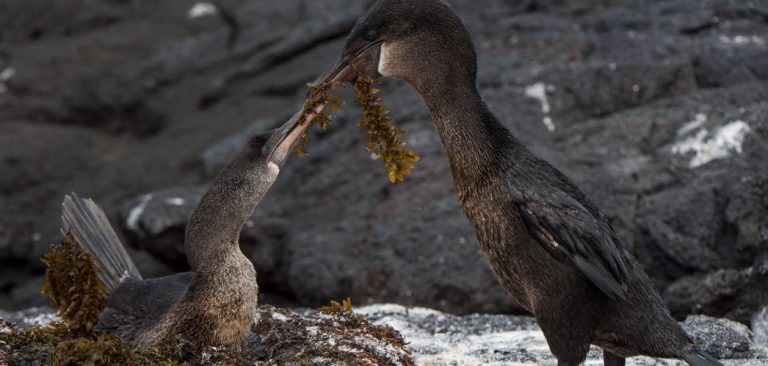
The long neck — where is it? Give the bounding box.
[416,79,526,201]
[184,149,269,272]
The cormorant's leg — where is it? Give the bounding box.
[537,313,591,366]
[557,361,583,366]
[604,351,625,366]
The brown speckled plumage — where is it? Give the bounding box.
[64,117,307,351]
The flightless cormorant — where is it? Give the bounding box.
[315,1,723,365]
[61,112,313,350]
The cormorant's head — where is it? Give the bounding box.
[316,0,478,92]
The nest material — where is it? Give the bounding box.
[40,232,108,336]
[295,73,420,183]
[1,235,414,366]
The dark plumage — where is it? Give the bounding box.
[317,1,723,365]
[61,114,311,350]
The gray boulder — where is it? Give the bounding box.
[754,307,768,349]
[682,315,754,359]
[666,257,768,325]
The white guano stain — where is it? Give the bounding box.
[126,194,154,234]
[524,82,556,132]
[187,2,218,19]
[0,67,15,94]
[671,120,752,168]
[355,304,547,366]
[0,68,15,82]
[719,35,766,46]
[22,312,59,327]
[164,197,185,206]
[677,113,708,136]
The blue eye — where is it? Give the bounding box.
[262,145,271,154]
[364,31,376,42]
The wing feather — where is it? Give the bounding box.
[512,187,629,299]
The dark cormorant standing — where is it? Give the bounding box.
[61,113,311,350]
[315,1,723,365]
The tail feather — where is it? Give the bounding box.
[62,193,142,292]
[682,350,724,366]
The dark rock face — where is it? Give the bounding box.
[0,0,766,327]
[666,256,768,324]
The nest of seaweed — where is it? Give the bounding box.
[255,300,414,366]
[0,235,414,366]
[295,72,420,183]
[0,233,247,365]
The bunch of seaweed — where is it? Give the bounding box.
[0,233,146,365]
[293,80,344,157]
[294,72,420,183]
[317,297,365,324]
[40,232,108,335]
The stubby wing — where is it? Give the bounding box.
[98,272,193,332]
[511,186,629,299]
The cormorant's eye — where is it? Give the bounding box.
[363,31,376,42]
[262,145,271,155]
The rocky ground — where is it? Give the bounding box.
[2,304,768,365]
[0,0,767,350]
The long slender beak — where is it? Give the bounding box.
[269,42,382,161]
[313,41,382,85]
[313,55,356,85]
[270,110,311,160]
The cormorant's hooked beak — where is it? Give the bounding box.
[269,111,311,163]
[314,41,382,85]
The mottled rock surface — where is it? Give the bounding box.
[0,305,414,366]
[3,305,767,365]
[755,307,768,349]
[356,304,768,366]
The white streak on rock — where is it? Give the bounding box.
[542,117,555,133]
[126,194,154,234]
[677,113,708,136]
[719,35,766,46]
[754,307,768,349]
[0,67,14,94]
[164,197,185,206]
[671,120,752,168]
[22,313,59,327]
[0,68,15,82]
[524,82,556,132]
[187,2,218,19]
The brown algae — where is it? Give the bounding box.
[295,72,420,183]
[41,232,108,335]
